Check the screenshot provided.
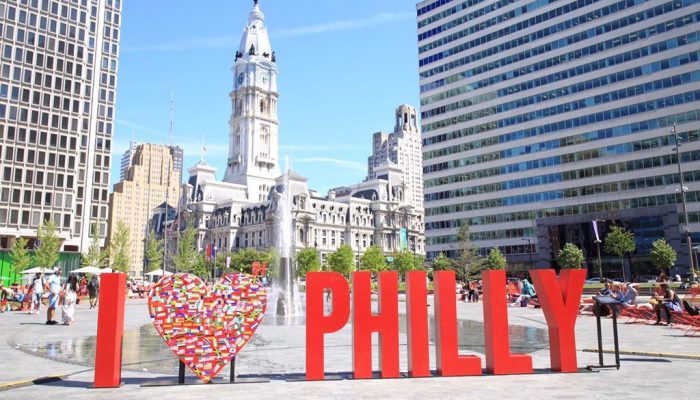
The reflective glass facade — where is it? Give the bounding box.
[417,0,700,268]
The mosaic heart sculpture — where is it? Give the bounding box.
[148,273,267,382]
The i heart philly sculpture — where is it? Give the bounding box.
[148,273,268,382]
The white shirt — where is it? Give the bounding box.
[32,277,44,294]
[48,275,61,294]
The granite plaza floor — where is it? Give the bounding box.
[0,295,698,399]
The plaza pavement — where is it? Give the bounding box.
[0,295,698,399]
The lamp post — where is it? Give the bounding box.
[521,237,533,269]
[672,122,696,279]
[593,219,605,283]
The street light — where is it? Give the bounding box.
[672,122,696,279]
[593,219,605,283]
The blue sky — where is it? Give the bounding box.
[112,0,420,193]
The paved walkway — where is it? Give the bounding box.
[0,296,698,399]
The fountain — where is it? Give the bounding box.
[267,157,303,317]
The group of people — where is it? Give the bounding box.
[458,281,481,302]
[1,267,100,326]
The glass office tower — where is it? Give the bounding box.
[418,0,700,277]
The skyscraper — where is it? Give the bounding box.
[418,0,700,276]
[0,0,121,255]
[119,140,138,181]
[108,143,179,277]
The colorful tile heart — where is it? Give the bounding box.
[148,273,268,382]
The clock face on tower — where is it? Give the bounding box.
[237,72,245,86]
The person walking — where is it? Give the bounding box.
[87,275,99,308]
[29,273,45,314]
[61,275,78,325]
[45,267,62,325]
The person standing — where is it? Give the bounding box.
[29,273,44,314]
[45,267,62,325]
[87,275,99,309]
[61,275,78,325]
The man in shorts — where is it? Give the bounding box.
[46,267,62,325]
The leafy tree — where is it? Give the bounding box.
[431,252,455,272]
[214,251,235,270]
[10,237,33,273]
[110,221,131,273]
[171,222,198,273]
[327,244,355,276]
[456,224,484,279]
[296,247,321,278]
[229,247,274,274]
[359,245,388,273]
[35,220,60,269]
[391,250,423,275]
[82,224,107,268]
[483,248,506,270]
[557,243,585,269]
[650,239,676,272]
[191,253,211,278]
[144,229,163,272]
[604,225,635,281]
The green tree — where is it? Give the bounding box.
[604,225,636,281]
[483,247,506,270]
[327,244,355,276]
[431,252,454,270]
[359,245,388,273]
[35,220,60,269]
[9,237,33,273]
[229,248,274,274]
[391,250,423,275]
[191,253,211,278]
[82,224,108,268]
[110,221,131,273]
[456,224,484,279]
[144,229,163,272]
[557,243,585,269]
[650,239,676,272]
[171,222,198,273]
[296,247,321,278]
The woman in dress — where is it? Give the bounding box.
[61,274,79,325]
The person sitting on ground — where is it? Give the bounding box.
[654,283,682,326]
[613,283,638,308]
[510,279,536,307]
[597,281,612,296]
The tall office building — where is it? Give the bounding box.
[367,104,424,212]
[418,0,700,276]
[0,0,121,256]
[119,139,137,181]
[108,143,179,277]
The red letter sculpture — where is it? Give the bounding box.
[433,271,482,377]
[530,269,586,372]
[93,273,126,388]
[305,272,350,380]
[481,269,533,375]
[405,271,430,377]
[352,271,400,379]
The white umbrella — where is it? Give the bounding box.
[22,267,55,274]
[145,269,172,277]
[100,268,113,274]
[71,266,103,275]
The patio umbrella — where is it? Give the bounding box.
[71,266,103,275]
[145,269,173,277]
[21,267,55,274]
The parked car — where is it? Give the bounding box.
[634,275,657,283]
[585,277,603,283]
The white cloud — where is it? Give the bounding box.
[294,157,366,172]
[122,11,414,53]
[272,11,414,38]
